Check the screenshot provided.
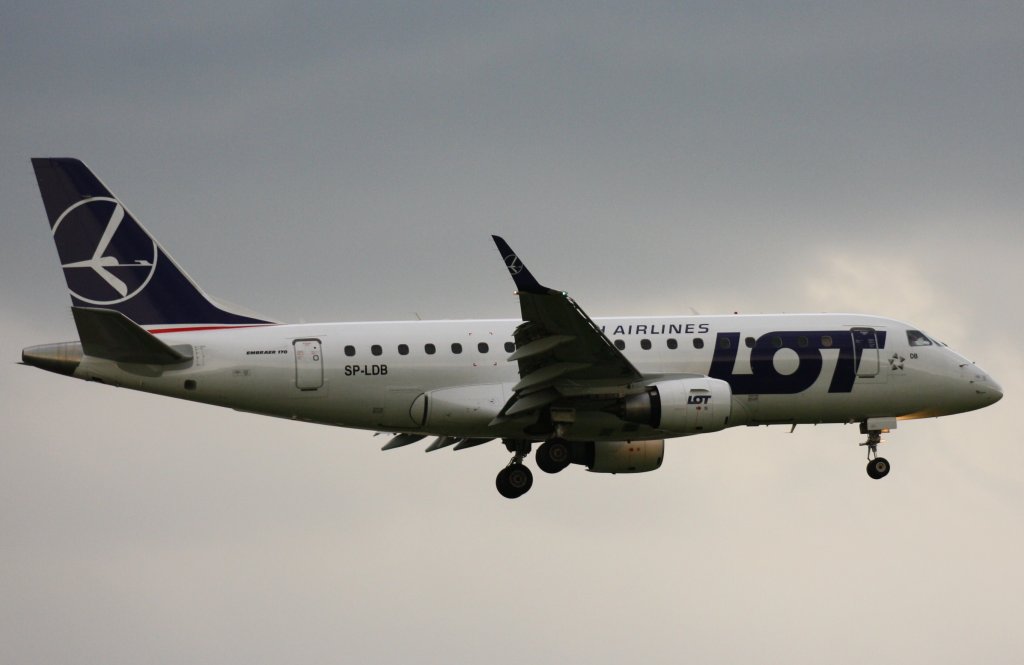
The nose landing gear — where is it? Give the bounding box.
[860,429,890,479]
[866,455,890,479]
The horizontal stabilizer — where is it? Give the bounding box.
[72,307,191,364]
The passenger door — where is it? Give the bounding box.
[293,339,324,391]
[851,328,880,378]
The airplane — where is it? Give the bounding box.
[21,158,1003,498]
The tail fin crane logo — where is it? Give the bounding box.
[52,197,158,305]
[504,254,524,276]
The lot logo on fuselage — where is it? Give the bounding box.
[51,197,158,305]
[709,330,886,394]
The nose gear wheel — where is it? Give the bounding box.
[859,430,890,479]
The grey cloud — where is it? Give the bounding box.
[2,3,1022,663]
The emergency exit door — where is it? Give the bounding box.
[294,339,324,390]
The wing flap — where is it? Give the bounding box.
[513,361,592,393]
[503,388,562,416]
[382,433,426,451]
[452,437,494,450]
[425,436,459,452]
[507,334,576,361]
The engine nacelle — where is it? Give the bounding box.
[409,384,506,433]
[585,439,665,474]
[619,377,732,435]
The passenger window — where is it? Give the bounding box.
[451,343,463,354]
[371,344,382,356]
[667,338,678,350]
[478,342,489,353]
[614,339,626,350]
[771,336,783,348]
[425,343,436,355]
[504,341,515,353]
[717,337,731,350]
[693,338,704,349]
[344,345,356,357]
[821,335,833,348]
[640,339,651,350]
[907,330,933,347]
[398,344,409,356]
[745,337,755,348]
[797,336,808,348]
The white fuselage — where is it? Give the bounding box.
[69,313,1001,441]
[27,159,1004,495]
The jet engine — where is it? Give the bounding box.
[408,383,506,432]
[618,377,732,435]
[585,439,665,473]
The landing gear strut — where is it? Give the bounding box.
[860,430,890,479]
[496,440,534,499]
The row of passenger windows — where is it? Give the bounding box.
[340,335,840,357]
[615,335,835,351]
[345,341,517,357]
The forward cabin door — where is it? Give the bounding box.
[294,338,324,390]
[851,328,880,378]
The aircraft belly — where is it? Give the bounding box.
[741,381,908,424]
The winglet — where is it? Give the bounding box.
[491,236,548,295]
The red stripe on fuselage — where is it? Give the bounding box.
[148,324,277,335]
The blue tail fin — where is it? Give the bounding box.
[32,158,274,331]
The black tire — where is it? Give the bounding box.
[496,467,516,498]
[496,465,533,498]
[867,457,890,480]
[536,440,571,474]
[506,464,533,496]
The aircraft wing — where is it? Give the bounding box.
[491,236,642,421]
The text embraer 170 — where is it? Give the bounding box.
[22,158,1003,498]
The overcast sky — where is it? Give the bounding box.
[2,3,1023,663]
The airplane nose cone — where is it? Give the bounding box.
[986,376,1004,405]
[965,365,1002,406]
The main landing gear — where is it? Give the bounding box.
[495,440,533,499]
[535,439,571,474]
[860,429,890,480]
[495,438,576,498]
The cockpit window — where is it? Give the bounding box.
[907,330,933,347]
